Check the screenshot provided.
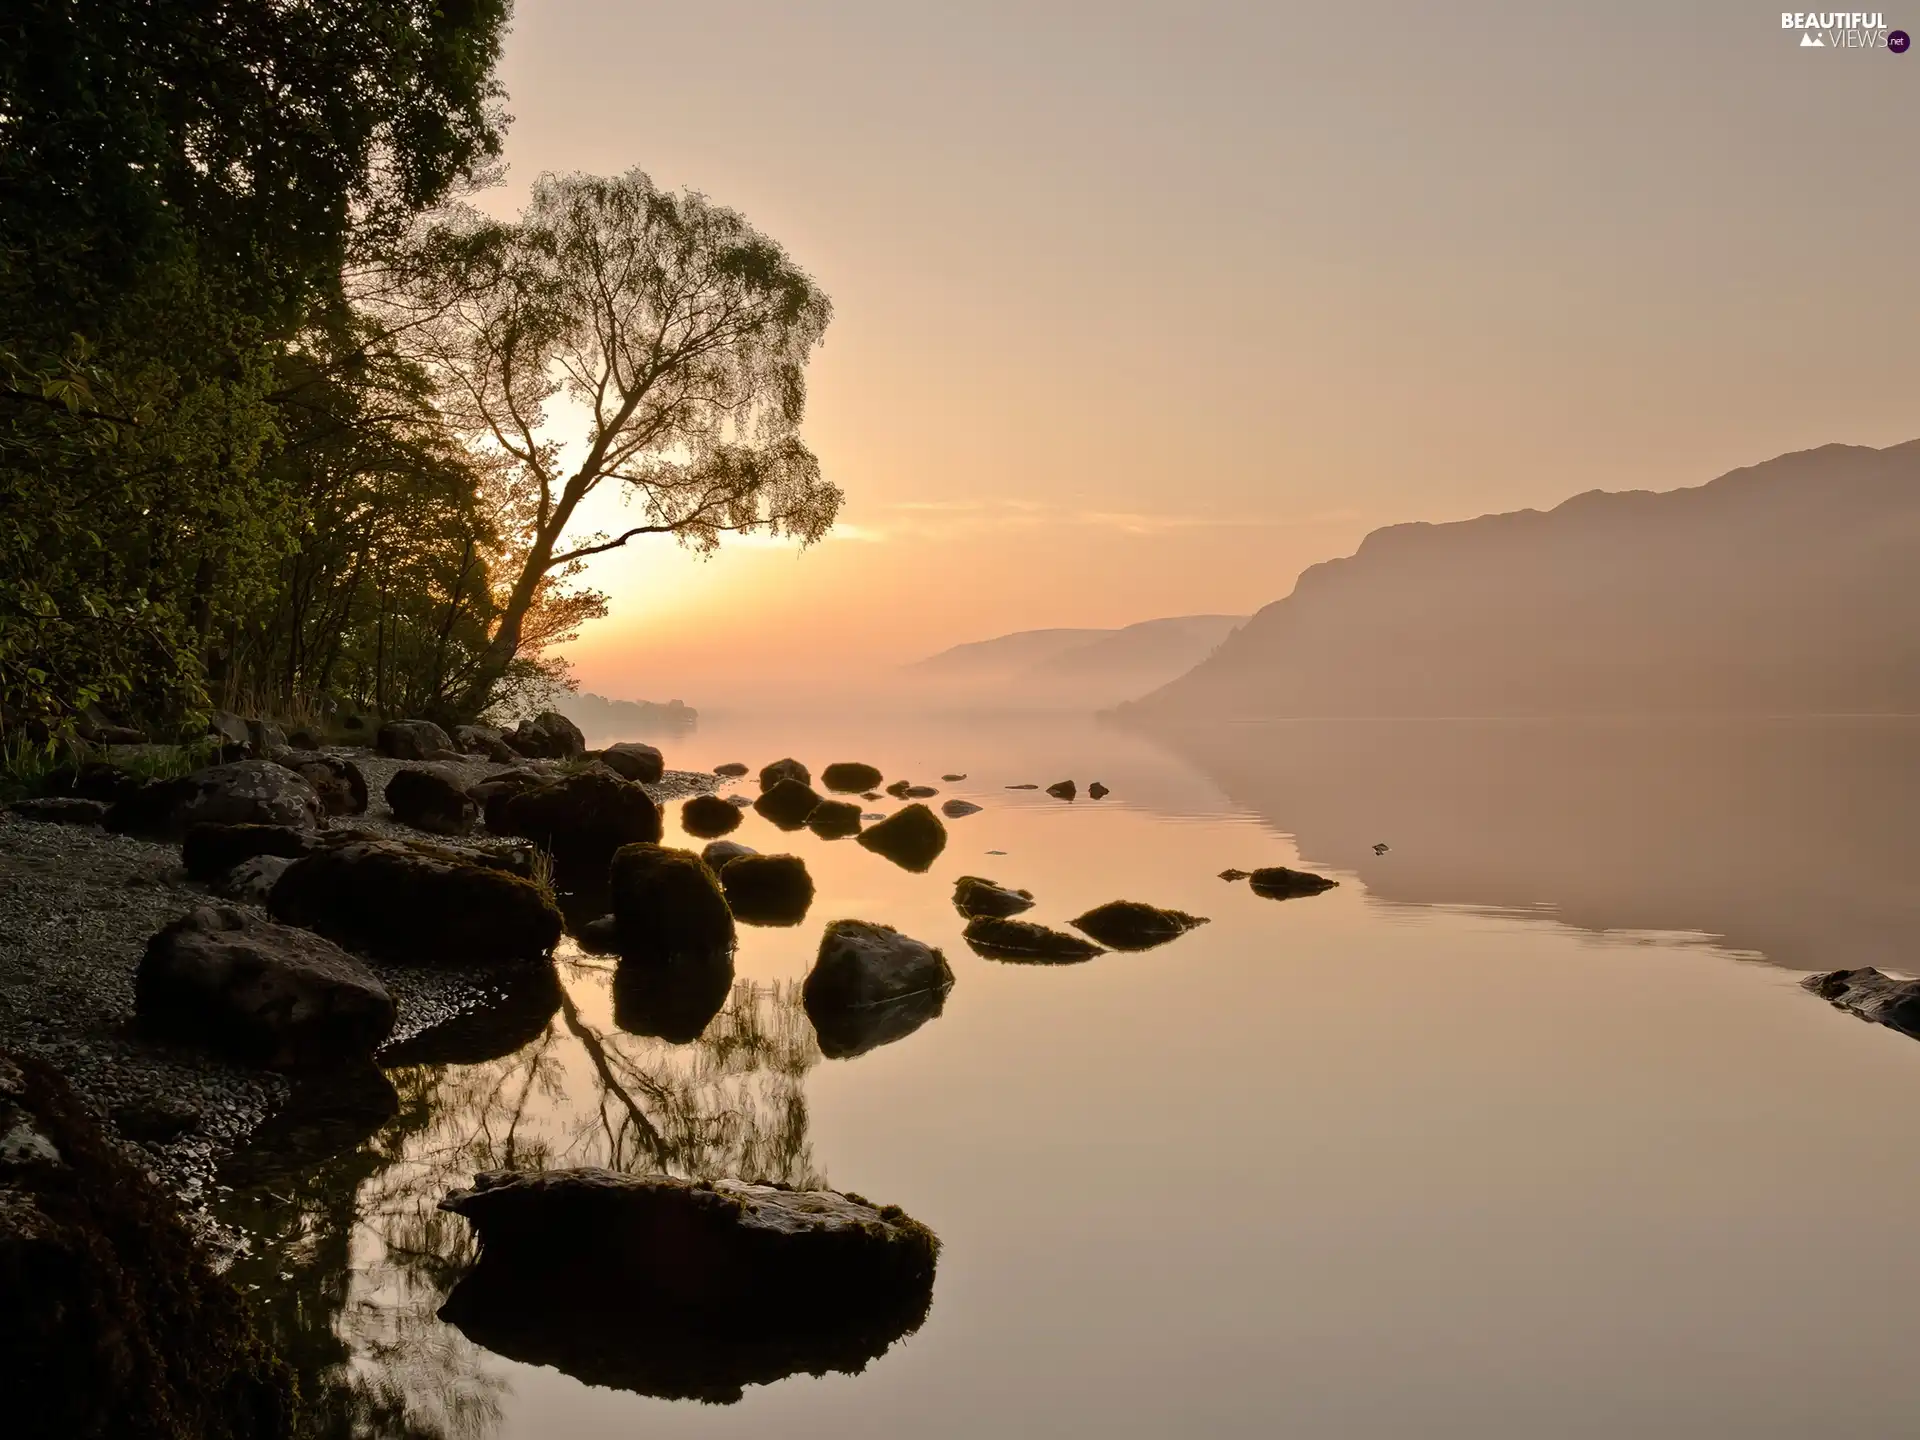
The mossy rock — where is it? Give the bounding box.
[1069,900,1209,952]
[806,799,864,840]
[856,803,947,873]
[492,768,662,874]
[962,916,1104,963]
[820,762,883,793]
[952,875,1034,919]
[753,778,822,831]
[1248,866,1338,899]
[608,844,735,958]
[803,920,953,1060]
[680,793,743,838]
[758,757,810,791]
[717,853,815,927]
[883,779,912,799]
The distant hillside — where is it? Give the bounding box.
[907,615,1247,710]
[1123,441,1920,719]
[552,692,696,742]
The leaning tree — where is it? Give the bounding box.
[400,169,842,715]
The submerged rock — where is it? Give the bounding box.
[270,838,562,964]
[492,768,663,872]
[1803,968,1920,1038]
[1088,782,1109,799]
[1005,783,1040,790]
[608,844,735,957]
[681,791,743,838]
[384,763,479,836]
[1218,868,1251,881]
[720,853,815,927]
[941,773,966,782]
[713,761,750,777]
[804,920,953,1059]
[272,751,368,815]
[856,803,947,873]
[940,798,982,819]
[612,946,736,1043]
[754,777,823,830]
[821,761,883,793]
[700,839,758,870]
[952,875,1035,919]
[1045,780,1076,801]
[138,906,395,1067]
[1069,901,1209,951]
[806,798,865,839]
[1247,866,1339,899]
[962,916,1104,963]
[0,1054,296,1439]
[758,757,810,791]
[903,785,938,798]
[438,1169,938,1405]
[377,718,452,760]
[599,741,665,784]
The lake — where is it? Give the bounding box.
[218,712,1920,1438]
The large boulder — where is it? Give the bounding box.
[681,792,743,838]
[492,768,662,872]
[820,761,883,793]
[856,803,947,873]
[952,875,1035,919]
[758,757,810,791]
[598,742,664,784]
[754,778,821,830]
[806,799,864,839]
[271,751,367,815]
[377,718,452,760]
[384,764,479,836]
[608,844,735,958]
[803,920,953,1059]
[469,767,548,830]
[438,1169,938,1405]
[1069,901,1208,951]
[138,906,395,1068]
[453,724,518,763]
[269,838,562,965]
[1247,866,1338,899]
[107,760,325,838]
[962,916,1104,963]
[719,853,814,927]
[507,710,585,760]
[1804,968,1920,1038]
[0,1054,296,1439]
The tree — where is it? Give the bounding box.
[403,170,843,715]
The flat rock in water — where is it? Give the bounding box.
[7,797,108,826]
[1218,868,1251,881]
[138,905,395,1068]
[681,792,743,838]
[903,785,939,798]
[963,916,1104,963]
[1045,780,1076,801]
[952,875,1035,919]
[940,798,982,819]
[754,778,822,830]
[700,840,758,870]
[727,794,754,808]
[437,1169,938,1404]
[821,761,883,793]
[713,762,750,777]
[608,843,734,958]
[856,803,947,872]
[1804,968,1920,1038]
[758,757,810,791]
[806,799,864,839]
[719,853,814,927]
[804,920,953,1059]
[941,773,966,782]
[1248,866,1338,899]
[1005,783,1039,790]
[1070,900,1209,952]
[599,742,665,784]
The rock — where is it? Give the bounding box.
[380,964,564,1066]
[1248,866,1339,899]
[962,916,1104,963]
[720,854,814,926]
[1045,780,1076,801]
[1804,968,1920,1038]
[599,741,665,784]
[713,762,750,777]
[138,906,395,1067]
[940,798,982,819]
[377,718,453,760]
[453,724,518,763]
[806,799,864,839]
[287,726,323,750]
[821,761,883,793]
[469,767,547,829]
[726,794,753,807]
[1005,783,1039,790]
[941,773,966,782]
[861,791,882,801]
[608,844,735,958]
[681,792,744,838]
[0,1054,296,1438]
[6,796,108,826]
[245,718,287,757]
[856,803,947,873]
[76,703,146,746]
[1218,868,1251,881]
[384,764,479,836]
[103,778,200,836]
[207,709,250,747]
[507,710,586,760]
[161,760,323,834]
[884,779,912,799]
[1069,900,1209,951]
[758,757,810,791]
[904,785,938,799]
[269,838,562,965]
[613,946,736,1043]
[437,1170,938,1404]
[700,840,758,870]
[40,759,142,803]
[575,914,622,954]
[952,875,1035,919]
[492,768,663,873]
[754,777,822,830]
[214,854,295,904]
[1088,782,1109,799]
[803,920,953,1059]
[271,751,368,815]
[182,822,318,882]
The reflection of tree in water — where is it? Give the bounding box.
[219,959,822,1438]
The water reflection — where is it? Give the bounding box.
[219,964,824,1436]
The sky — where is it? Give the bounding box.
[480,0,1920,704]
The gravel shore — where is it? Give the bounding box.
[0,749,717,1215]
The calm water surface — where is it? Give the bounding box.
[221,714,1920,1438]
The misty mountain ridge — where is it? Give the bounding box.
[907,614,1247,709]
[1124,439,1920,719]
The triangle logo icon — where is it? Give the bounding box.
[1800,31,1825,45]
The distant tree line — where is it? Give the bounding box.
[1,0,839,744]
